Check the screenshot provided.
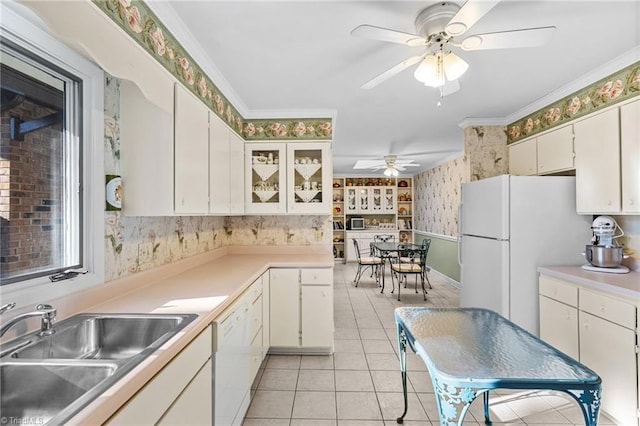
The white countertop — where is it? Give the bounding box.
[9,246,333,425]
[538,265,640,301]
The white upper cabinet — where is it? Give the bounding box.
[508,138,537,176]
[536,124,574,174]
[620,99,640,213]
[245,143,287,214]
[574,107,621,214]
[209,114,231,215]
[120,80,174,216]
[508,125,574,176]
[287,143,332,214]
[229,131,245,215]
[174,84,210,214]
[245,142,331,214]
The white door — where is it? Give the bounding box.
[538,296,579,359]
[174,84,209,214]
[301,285,333,348]
[460,175,509,239]
[209,113,230,214]
[459,235,510,318]
[269,269,300,347]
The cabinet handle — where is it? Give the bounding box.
[629,199,634,206]
[607,200,612,206]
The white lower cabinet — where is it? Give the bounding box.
[157,358,213,426]
[106,325,212,425]
[269,268,334,352]
[539,274,639,426]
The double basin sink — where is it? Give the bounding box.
[0,313,197,425]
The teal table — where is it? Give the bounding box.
[395,307,602,426]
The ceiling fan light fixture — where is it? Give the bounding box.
[384,166,399,177]
[443,51,469,81]
[414,53,444,87]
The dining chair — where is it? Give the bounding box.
[400,239,432,289]
[352,239,382,287]
[390,244,428,301]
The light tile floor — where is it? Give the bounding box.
[243,262,617,426]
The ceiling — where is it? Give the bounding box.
[153,1,639,176]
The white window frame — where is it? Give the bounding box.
[0,3,104,308]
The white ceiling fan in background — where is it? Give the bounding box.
[354,155,421,176]
[351,0,556,99]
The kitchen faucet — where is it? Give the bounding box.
[0,303,57,338]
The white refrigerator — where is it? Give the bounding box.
[458,175,591,336]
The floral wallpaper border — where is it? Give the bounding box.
[507,61,640,144]
[92,0,333,141]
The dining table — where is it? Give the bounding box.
[370,241,423,294]
[394,307,602,426]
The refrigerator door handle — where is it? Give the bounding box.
[457,203,463,266]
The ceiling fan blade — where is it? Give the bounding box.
[361,55,424,90]
[351,24,424,46]
[460,26,556,51]
[395,165,407,171]
[445,0,501,37]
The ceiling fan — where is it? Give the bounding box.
[354,155,421,176]
[351,0,555,95]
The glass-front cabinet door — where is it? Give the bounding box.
[357,187,372,213]
[346,187,358,214]
[287,143,331,214]
[371,187,383,212]
[245,143,286,214]
[382,187,396,213]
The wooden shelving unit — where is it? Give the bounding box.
[333,176,414,262]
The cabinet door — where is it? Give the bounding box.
[301,284,333,348]
[120,80,174,216]
[574,108,621,213]
[157,359,213,426]
[382,187,396,213]
[346,187,358,214]
[371,187,383,212]
[508,139,537,175]
[229,131,245,215]
[539,295,579,359]
[357,187,372,213]
[245,143,286,214]
[209,114,230,215]
[269,269,300,347]
[261,272,270,358]
[579,311,637,426]
[174,84,209,214]
[621,99,640,213]
[287,142,332,214]
[537,125,574,174]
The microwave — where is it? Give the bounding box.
[350,217,365,230]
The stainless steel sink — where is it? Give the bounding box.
[8,314,193,360]
[0,361,118,425]
[0,312,197,425]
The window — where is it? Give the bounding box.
[0,4,104,306]
[0,47,81,284]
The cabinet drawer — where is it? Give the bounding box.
[539,275,577,307]
[579,289,636,329]
[245,278,262,304]
[301,268,333,284]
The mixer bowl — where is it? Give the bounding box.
[585,245,624,268]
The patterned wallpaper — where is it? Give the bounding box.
[413,125,507,237]
[507,62,640,143]
[103,76,331,282]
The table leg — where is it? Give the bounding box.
[483,391,492,425]
[563,389,602,426]
[431,376,483,426]
[396,325,408,424]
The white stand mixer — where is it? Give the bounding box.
[582,215,629,274]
